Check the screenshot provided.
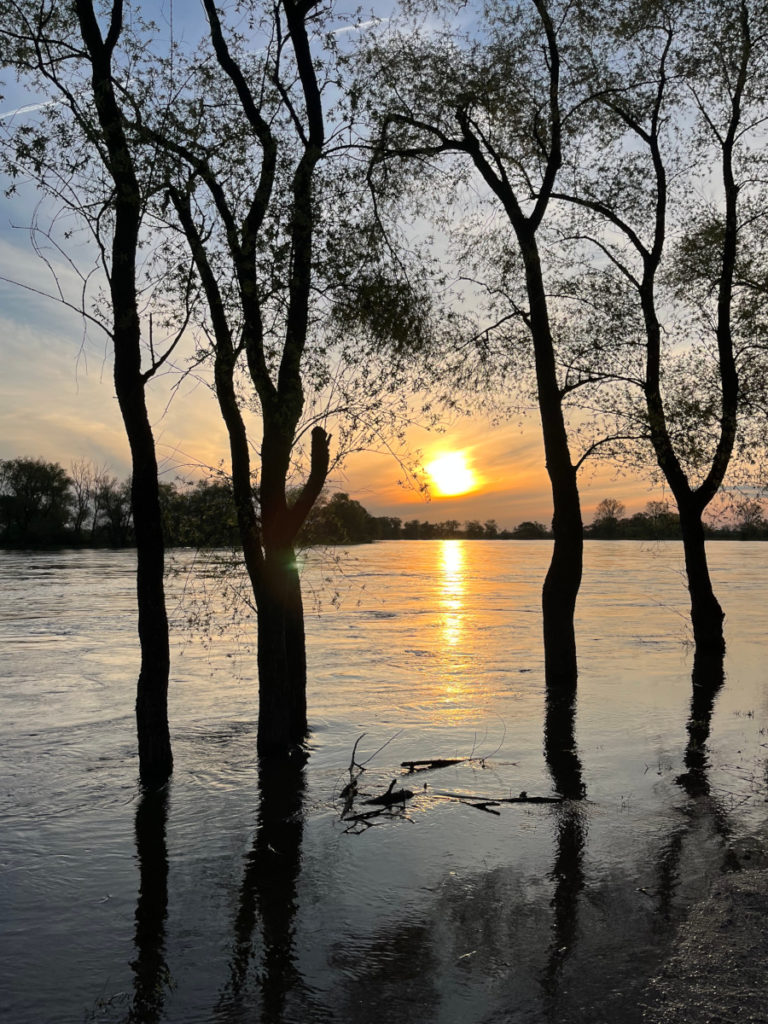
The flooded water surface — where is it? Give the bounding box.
[1,541,767,1023]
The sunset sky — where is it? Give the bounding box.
[0,2,667,531]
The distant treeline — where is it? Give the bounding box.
[586,497,768,541]
[1,457,766,549]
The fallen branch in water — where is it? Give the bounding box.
[339,731,404,816]
[466,801,502,815]
[432,789,563,805]
[400,757,470,773]
[336,725,561,833]
[362,778,414,806]
[400,724,509,776]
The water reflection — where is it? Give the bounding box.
[677,651,726,798]
[439,540,466,648]
[647,652,729,930]
[544,687,585,802]
[129,786,170,1024]
[216,756,307,1023]
[542,685,587,1010]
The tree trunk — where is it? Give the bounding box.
[542,469,583,689]
[256,547,308,756]
[75,0,173,788]
[679,503,725,655]
[119,384,173,787]
[521,234,583,690]
[284,559,308,740]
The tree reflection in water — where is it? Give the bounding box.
[646,653,731,922]
[542,680,587,1011]
[677,651,726,798]
[216,754,310,1024]
[129,785,170,1024]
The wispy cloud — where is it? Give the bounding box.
[330,17,387,35]
[0,97,61,121]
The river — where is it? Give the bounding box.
[1,541,766,1023]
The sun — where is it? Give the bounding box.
[425,450,480,497]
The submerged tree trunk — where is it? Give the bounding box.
[542,464,583,688]
[255,425,329,756]
[75,0,173,787]
[678,503,725,656]
[522,235,583,690]
[255,549,307,756]
[128,410,172,785]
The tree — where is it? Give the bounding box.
[642,501,681,540]
[365,0,585,686]
[0,0,181,784]
[160,478,240,549]
[593,498,625,525]
[140,0,376,756]
[512,520,550,539]
[0,457,73,545]
[464,519,485,539]
[299,492,377,545]
[374,516,402,539]
[734,497,766,538]
[556,0,768,654]
[95,474,133,547]
[483,519,499,539]
[590,497,626,538]
[69,458,95,544]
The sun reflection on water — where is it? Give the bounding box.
[439,540,466,648]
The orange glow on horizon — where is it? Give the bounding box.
[425,450,481,498]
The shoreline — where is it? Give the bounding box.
[644,867,768,1022]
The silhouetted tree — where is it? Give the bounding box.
[733,497,766,538]
[512,520,551,540]
[464,519,485,539]
[299,492,377,546]
[160,478,240,549]
[0,457,73,546]
[364,0,585,687]
[69,458,95,544]
[373,515,403,540]
[0,0,184,784]
[147,0,384,755]
[483,519,499,538]
[95,475,133,547]
[557,0,768,654]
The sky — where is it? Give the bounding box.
[0,0,666,531]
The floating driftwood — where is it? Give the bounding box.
[432,789,563,805]
[400,757,469,773]
[466,801,502,816]
[336,728,546,833]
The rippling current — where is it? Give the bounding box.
[1,541,766,1023]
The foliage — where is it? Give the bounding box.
[298,492,378,546]
[0,457,73,545]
